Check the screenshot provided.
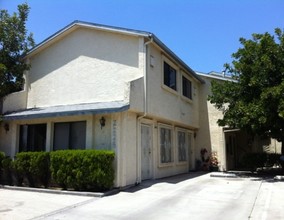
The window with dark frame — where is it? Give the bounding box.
[164,61,177,91]
[19,124,47,152]
[53,121,86,150]
[182,76,192,99]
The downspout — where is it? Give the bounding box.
[136,36,153,185]
[138,35,153,120]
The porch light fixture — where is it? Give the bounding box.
[4,123,9,133]
[99,116,106,129]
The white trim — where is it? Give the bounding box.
[158,123,174,167]
[175,127,189,165]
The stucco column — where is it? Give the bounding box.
[10,123,18,157]
[86,115,94,149]
[45,122,52,151]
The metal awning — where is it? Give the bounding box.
[3,101,129,120]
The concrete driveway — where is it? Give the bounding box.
[1,172,284,220]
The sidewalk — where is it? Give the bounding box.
[0,187,96,220]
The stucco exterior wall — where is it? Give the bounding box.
[25,28,143,108]
[0,122,13,156]
[3,90,27,113]
[197,76,226,170]
[129,77,144,113]
[146,44,200,128]
[121,112,138,186]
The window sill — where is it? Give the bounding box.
[158,162,174,168]
[176,161,188,166]
[181,95,193,104]
[162,85,179,96]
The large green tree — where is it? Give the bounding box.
[209,28,284,153]
[0,3,34,101]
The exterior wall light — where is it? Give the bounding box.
[100,117,106,129]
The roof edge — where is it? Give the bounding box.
[26,20,152,58]
[25,20,204,84]
[151,34,205,84]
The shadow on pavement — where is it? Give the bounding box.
[228,168,284,183]
[124,172,208,193]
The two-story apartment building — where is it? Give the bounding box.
[0,21,280,187]
[0,21,206,187]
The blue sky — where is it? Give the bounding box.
[1,0,284,73]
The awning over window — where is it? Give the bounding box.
[3,101,129,120]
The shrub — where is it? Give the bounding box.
[50,150,115,191]
[0,151,5,169]
[241,152,281,171]
[0,152,5,184]
[14,152,50,187]
[1,156,13,185]
[1,156,23,186]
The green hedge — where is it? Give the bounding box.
[241,152,281,170]
[0,151,5,169]
[0,150,115,190]
[13,152,50,187]
[50,150,115,191]
[1,156,13,185]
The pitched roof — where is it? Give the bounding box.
[27,20,204,83]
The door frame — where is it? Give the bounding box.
[138,119,154,182]
[187,131,195,171]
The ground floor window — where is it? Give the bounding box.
[159,125,173,164]
[53,121,86,150]
[19,124,47,152]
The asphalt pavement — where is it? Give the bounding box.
[1,172,284,220]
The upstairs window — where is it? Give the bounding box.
[164,62,177,91]
[182,76,192,99]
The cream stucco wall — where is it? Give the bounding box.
[24,28,143,108]
[2,90,27,113]
[146,44,200,128]
[197,75,227,170]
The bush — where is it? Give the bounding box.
[50,150,115,191]
[14,152,50,187]
[1,156,23,186]
[241,152,281,171]
[1,156,14,185]
[0,151,5,169]
[0,152,5,184]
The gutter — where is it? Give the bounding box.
[151,34,205,84]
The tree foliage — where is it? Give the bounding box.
[209,28,284,150]
[0,3,34,100]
